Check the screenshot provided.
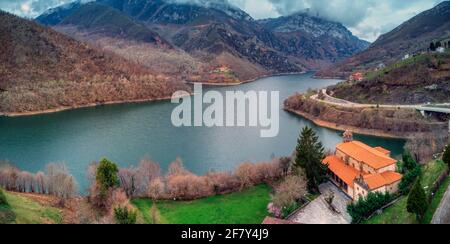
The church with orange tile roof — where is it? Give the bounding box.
[323,131,403,201]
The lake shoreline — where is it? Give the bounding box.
[186,71,308,87]
[0,94,191,118]
[1,74,407,191]
[1,72,307,117]
[284,107,411,140]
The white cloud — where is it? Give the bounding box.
[230,0,280,19]
[21,3,31,13]
[0,0,446,42]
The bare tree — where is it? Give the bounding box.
[272,174,307,209]
[0,163,77,204]
[119,167,137,198]
[235,163,258,189]
[147,178,166,200]
[167,158,189,177]
[135,159,161,196]
[46,163,77,206]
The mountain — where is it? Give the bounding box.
[259,12,370,68]
[318,1,450,78]
[35,0,85,26]
[97,0,304,77]
[98,0,369,71]
[0,10,187,114]
[37,0,302,83]
[58,2,169,46]
[36,0,369,83]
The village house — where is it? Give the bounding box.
[348,72,364,82]
[323,131,402,201]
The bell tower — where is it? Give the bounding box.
[343,130,353,143]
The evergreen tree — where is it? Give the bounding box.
[443,143,450,167]
[0,188,8,206]
[114,206,137,224]
[96,158,119,198]
[407,179,428,220]
[402,151,418,172]
[430,42,436,51]
[294,126,328,193]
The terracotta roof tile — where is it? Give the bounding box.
[324,155,403,191]
[380,171,403,185]
[374,147,391,155]
[362,171,402,190]
[363,174,388,190]
[323,155,360,188]
[336,141,397,170]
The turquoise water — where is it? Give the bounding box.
[0,73,405,191]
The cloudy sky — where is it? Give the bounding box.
[0,0,445,42]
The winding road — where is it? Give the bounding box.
[311,89,450,110]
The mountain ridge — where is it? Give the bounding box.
[35,0,369,82]
[0,10,187,114]
[317,1,450,78]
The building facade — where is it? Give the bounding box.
[323,138,402,201]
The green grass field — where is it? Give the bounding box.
[0,192,62,224]
[132,184,272,224]
[365,160,449,224]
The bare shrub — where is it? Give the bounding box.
[272,174,307,209]
[166,174,213,200]
[206,172,240,194]
[167,158,190,177]
[134,159,161,197]
[255,160,282,183]
[118,159,162,198]
[147,177,166,200]
[235,163,261,189]
[46,163,77,206]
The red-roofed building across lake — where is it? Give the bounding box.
[323,132,402,201]
[349,72,364,82]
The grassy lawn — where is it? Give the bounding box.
[0,192,62,224]
[365,160,449,224]
[364,197,417,224]
[132,184,271,224]
[422,160,447,192]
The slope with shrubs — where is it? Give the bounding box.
[330,52,450,104]
[317,1,450,79]
[0,11,188,114]
[284,93,446,137]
